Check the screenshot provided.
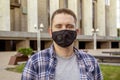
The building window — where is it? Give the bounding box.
[10,0,21,4]
[59,0,68,8]
[10,0,21,8]
[65,0,68,8]
[105,0,110,6]
[47,0,50,26]
[92,0,97,29]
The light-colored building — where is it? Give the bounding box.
[117,0,120,28]
[0,0,120,51]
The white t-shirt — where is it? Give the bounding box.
[55,54,80,80]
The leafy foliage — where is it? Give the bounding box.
[17,48,33,56]
[6,63,25,73]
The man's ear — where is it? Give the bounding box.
[76,28,81,35]
[48,27,52,37]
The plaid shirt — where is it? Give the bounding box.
[21,45,103,80]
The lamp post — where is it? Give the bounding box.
[35,23,44,51]
[92,28,99,50]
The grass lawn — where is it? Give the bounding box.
[6,63,25,73]
[6,63,120,80]
[100,64,120,80]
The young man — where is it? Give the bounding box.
[21,8,103,80]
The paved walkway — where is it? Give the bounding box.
[0,52,21,80]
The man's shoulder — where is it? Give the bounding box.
[76,50,99,68]
[77,50,97,62]
[30,48,51,61]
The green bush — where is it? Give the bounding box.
[17,47,33,56]
[6,63,25,73]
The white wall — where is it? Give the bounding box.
[0,0,10,31]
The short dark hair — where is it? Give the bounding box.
[51,8,77,26]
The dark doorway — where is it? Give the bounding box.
[0,40,5,51]
[111,42,119,48]
[79,41,85,49]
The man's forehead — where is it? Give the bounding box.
[53,13,73,18]
[53,13,75,22]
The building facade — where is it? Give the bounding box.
[0,0,120,51]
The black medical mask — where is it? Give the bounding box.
[52,30,77,47]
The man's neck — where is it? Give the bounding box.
[54,43,74,58]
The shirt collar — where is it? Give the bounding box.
[49,44,82,60]
[49,44,56,58]
[73,47,82,60]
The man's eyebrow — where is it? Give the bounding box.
[67,24,75,25]
[66,24,75,26]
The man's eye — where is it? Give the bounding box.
[67,24,74,28]
[55,24,62,28]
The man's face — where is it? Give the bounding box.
[51,13,76,32]
[49,13,77,47]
